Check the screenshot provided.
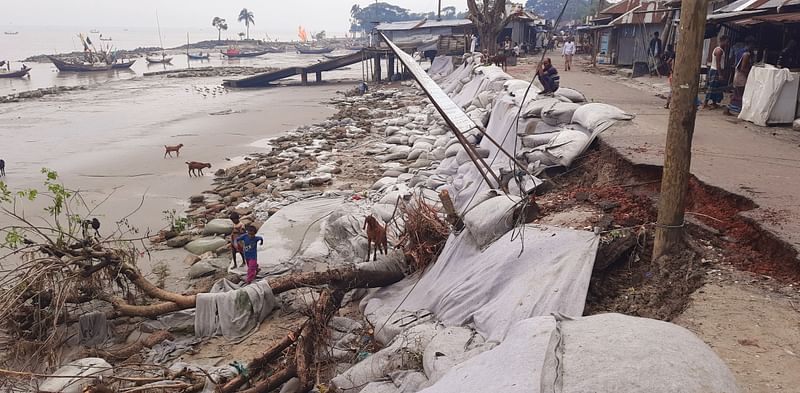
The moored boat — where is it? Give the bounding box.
[220,48,272,58]
[146,55,173,64]
[187,53,210,60]
[111,59,136,69]
[3,31,18,35]
[0,66,31,78]
[295,45,334,54]
[48,56,113,72]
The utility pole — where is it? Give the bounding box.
[438,0,443,21]
[652,0,710,260]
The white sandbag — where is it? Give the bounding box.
[555,87,587,103]
[331,323,440,393]
[794,118,800,131]
[444,144,461,158]
[522,97,560,118]
[525,127,591,168]
[423,326,490,385]
[372,177,398,191]
[385,126,401,137]
[40,358,113,393]
[184,237,227,255]
[520,133,557,148]
[503,79,530,92]
[738,65,793,126]
[203,218,234,235]
[541,102,581,126]
[534,121,562,134]
[462,195,521,249]
[571,102,635,133]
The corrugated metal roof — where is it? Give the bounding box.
[733,10,800,23]
[706,9,767,21]
[714,0,800,12]
[609,2,670,25]
[376,19,473,31]
[601,0,643,15]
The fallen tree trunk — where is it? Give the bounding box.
[221,324,305,393]
[296,289,345,391]
[238,365,297,393]
[113,267,404,318]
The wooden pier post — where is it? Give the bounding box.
[301,72,308,85]
[374,53,382,82]
[315,71,322,83]
[387,54,395,81]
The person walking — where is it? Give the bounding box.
[562,36,576,71]
[703,36,728,109]
[727,36,756,115]
[236,225,264,284]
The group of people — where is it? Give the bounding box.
[658,32,758,116]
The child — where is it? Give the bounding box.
[236,225,263,284]
[229,212,246,268]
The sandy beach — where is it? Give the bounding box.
[0,75,350,235]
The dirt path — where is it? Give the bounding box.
[506,54,800,392]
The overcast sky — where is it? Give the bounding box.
[4,0,466,35]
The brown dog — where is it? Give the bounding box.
[185,161,211,177]
[164,144,184,158]
[363,215,388,261]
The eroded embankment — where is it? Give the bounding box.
[539,140,799,320]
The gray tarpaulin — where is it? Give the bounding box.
[195,279,276,339]
[362,224,599,343]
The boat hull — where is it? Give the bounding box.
[220,49,272,58]
[111,60,136,69]
[187,54,210,60]
[0,66,31,78]
[48,56,112,72]
[146,57,173,64]
[296,46,334,54]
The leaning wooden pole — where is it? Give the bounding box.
[652,0,709,260]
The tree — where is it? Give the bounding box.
[442,6,458,18]
[238,8,255,40]
[238,32,245,40]
[212,17,228,42]
[314,30,326,41]
[525,0,593,22]
[467,0,518,54]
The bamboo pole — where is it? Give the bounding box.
[652,0,710,259]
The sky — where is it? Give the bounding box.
[3,0,466,37]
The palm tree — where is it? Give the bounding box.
[212,17,228,42]
[238,8,255,40]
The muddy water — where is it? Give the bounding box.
[0,74,351,237]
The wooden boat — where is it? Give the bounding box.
[4,31,18,35]
[111,60,136,69]
[48,56,112,72]
[0,66,31,78]
[295,45,334,54]
[146,55,173,64]
[220,48,271,58]
[187,53,210,60]
[323,54,345,60]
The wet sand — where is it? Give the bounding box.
[0,75,350,235]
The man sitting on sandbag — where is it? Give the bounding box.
[536,58,560,95]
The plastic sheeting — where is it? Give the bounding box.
[428,56,454,81]
[738,65,794,126]
[419,314,741,393]
[362,225,599,343]
[195,279,276,339]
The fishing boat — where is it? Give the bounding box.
[187,52,210,60]
[0,65,31,78]
[48,56,112,72]
[111,59,136,69]
[146,54,173,64]
[99,34,112,41]
[323,54,345,60]
[220,48,272,58]
[4,31,18,35]
[295,45,334,54]
[90,29,100,33]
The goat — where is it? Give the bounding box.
[363,215,388,262]
[487,53,507,71]
[185,161,212,177]
[164,144,184,158]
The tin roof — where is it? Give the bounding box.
[608,1,671,25]
[375,19,473,31]
[714,0,800,13]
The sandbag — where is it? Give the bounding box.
[555,87,587,103]
[571,102,635,133]
[462,195,522,249]
[541,102,581,126]
[520,133,557,148]
[503,79,530,92]
[522,97,560,118]
[185,237,227,255]
[203,218,234,235]
[40,358,113,393]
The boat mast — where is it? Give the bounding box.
[156,10,166,58]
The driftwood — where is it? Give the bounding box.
[221,325,304,392]
[112,267,404,318]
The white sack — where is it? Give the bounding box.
[571,102,635,133]
[462,195,521,249]
[738,65,793,126]
[522,97,561,118]
[541,102,581,126]
[555,87,588,103]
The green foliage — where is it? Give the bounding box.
[151,261,170,289]
[525,0,593,22]
[349,2,468,33]
[162,209,190,233]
